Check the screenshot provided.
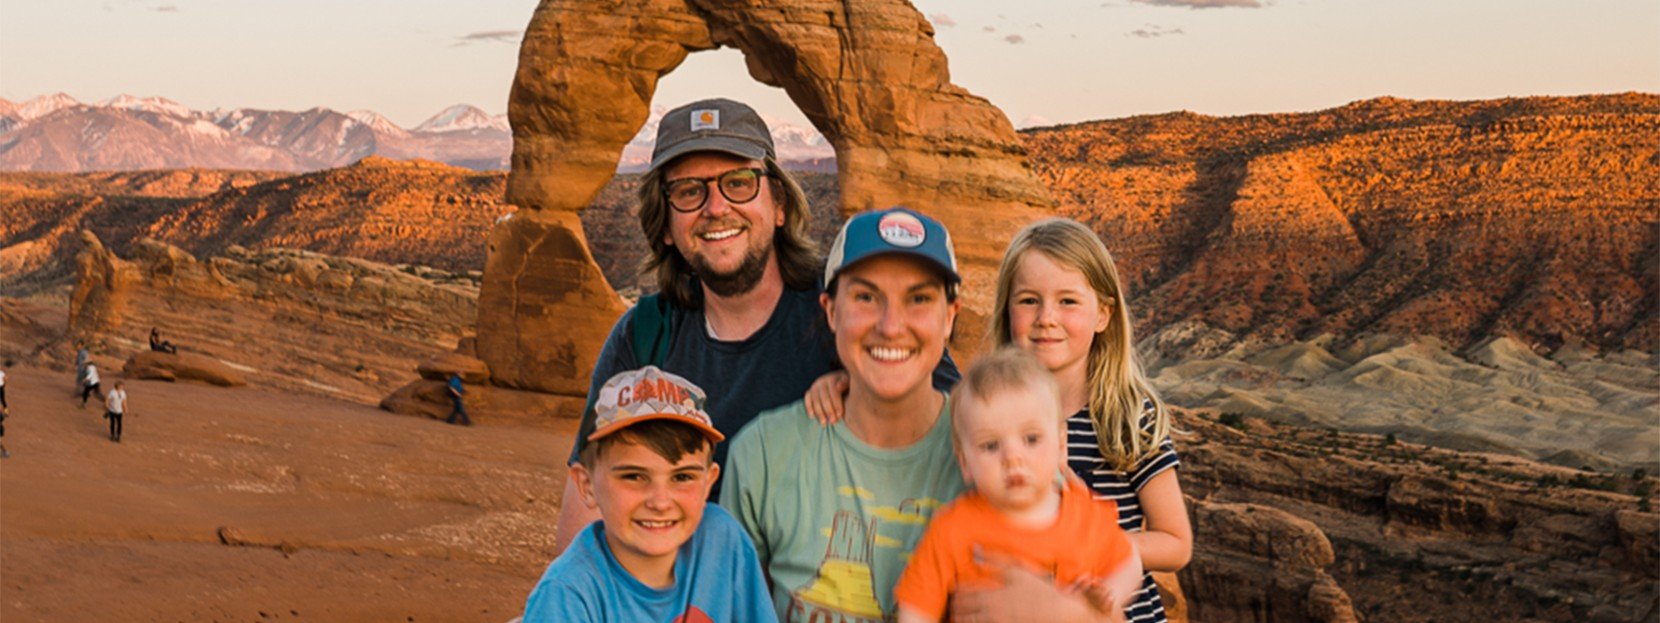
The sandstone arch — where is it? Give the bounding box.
[479,0,1055,395]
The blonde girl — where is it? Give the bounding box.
[992,217,1190,622]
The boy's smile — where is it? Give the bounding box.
[573,439,719,588]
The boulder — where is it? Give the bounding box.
[1180,500,1359,623]
[380,377,587,427]
[416,352,491,384]
[124,351,248,387]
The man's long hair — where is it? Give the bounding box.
[638,156,821,308]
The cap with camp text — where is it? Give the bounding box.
[588,366,725,444]
[649,98,776,172]
[824,207,960,288]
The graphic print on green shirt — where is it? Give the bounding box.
[720,397,966,623]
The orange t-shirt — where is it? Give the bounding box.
[892,477,1134,620]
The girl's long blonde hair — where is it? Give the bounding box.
[992,218,1169,472]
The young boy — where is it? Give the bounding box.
[523,366,778,623]
[894,348,1144,623]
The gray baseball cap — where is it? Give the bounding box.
[648,98,776,172]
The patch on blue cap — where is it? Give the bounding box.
[877,212,926,248]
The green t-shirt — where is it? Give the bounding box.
[719,396,966,623]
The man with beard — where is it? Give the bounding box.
[551,99,955,555]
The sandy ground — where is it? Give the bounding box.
[0,363,577,622]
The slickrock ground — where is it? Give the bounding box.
[55,236,478,406]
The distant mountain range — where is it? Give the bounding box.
[0,94,837,173]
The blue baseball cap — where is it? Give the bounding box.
[824,207,960,289]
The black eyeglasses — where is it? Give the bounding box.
[664,167,769,213]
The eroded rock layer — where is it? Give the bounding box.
[1027,94,1660,355]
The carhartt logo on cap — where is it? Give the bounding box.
[878,212,926,248]
[691,109,720,131]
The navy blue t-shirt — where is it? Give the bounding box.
[569,286,958,496]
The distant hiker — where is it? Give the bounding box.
[105,380,128,442]
[149,328,177,354]
[1,403,9,459]
[445,373,470,426]
[550,98,959,555]
[74,341,89,392]
[80,363,101,409]
[0,359,10,410]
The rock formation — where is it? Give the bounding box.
[64,237,479,405]
[482,0,1057,394]
[1182,501,1357,622]
[1027,94,1660,355]
[68,230,136,337]
[124,350,249,387]
[1179,409,1657,622]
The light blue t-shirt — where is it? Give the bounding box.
[522,504,778,623]
[720,397,965,623]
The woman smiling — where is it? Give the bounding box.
[720,207,966,623]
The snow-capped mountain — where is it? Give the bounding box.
[348,109,412,140]
[17,93,82,121]
[0,95,514,172]
[0,99,19,134]
[99,95,195,119]
[413,104,509,134]
[0,94,833,173]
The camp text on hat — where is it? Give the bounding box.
[588,366,724,444]
[823,206,960,288]
[648,98,776,172]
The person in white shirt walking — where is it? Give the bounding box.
[105,381,129,442]
[81,363,101,408]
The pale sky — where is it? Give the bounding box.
[2,0,1656,130]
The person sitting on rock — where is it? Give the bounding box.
[550,98,959,555]
[149,328,177,354]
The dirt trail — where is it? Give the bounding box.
[0,363,577,622]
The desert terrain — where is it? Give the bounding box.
[0,300,571,621]
[2,93,1656,621]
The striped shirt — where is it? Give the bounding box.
[1066,406,1180,623]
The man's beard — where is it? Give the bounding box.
[692,242,773,298]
